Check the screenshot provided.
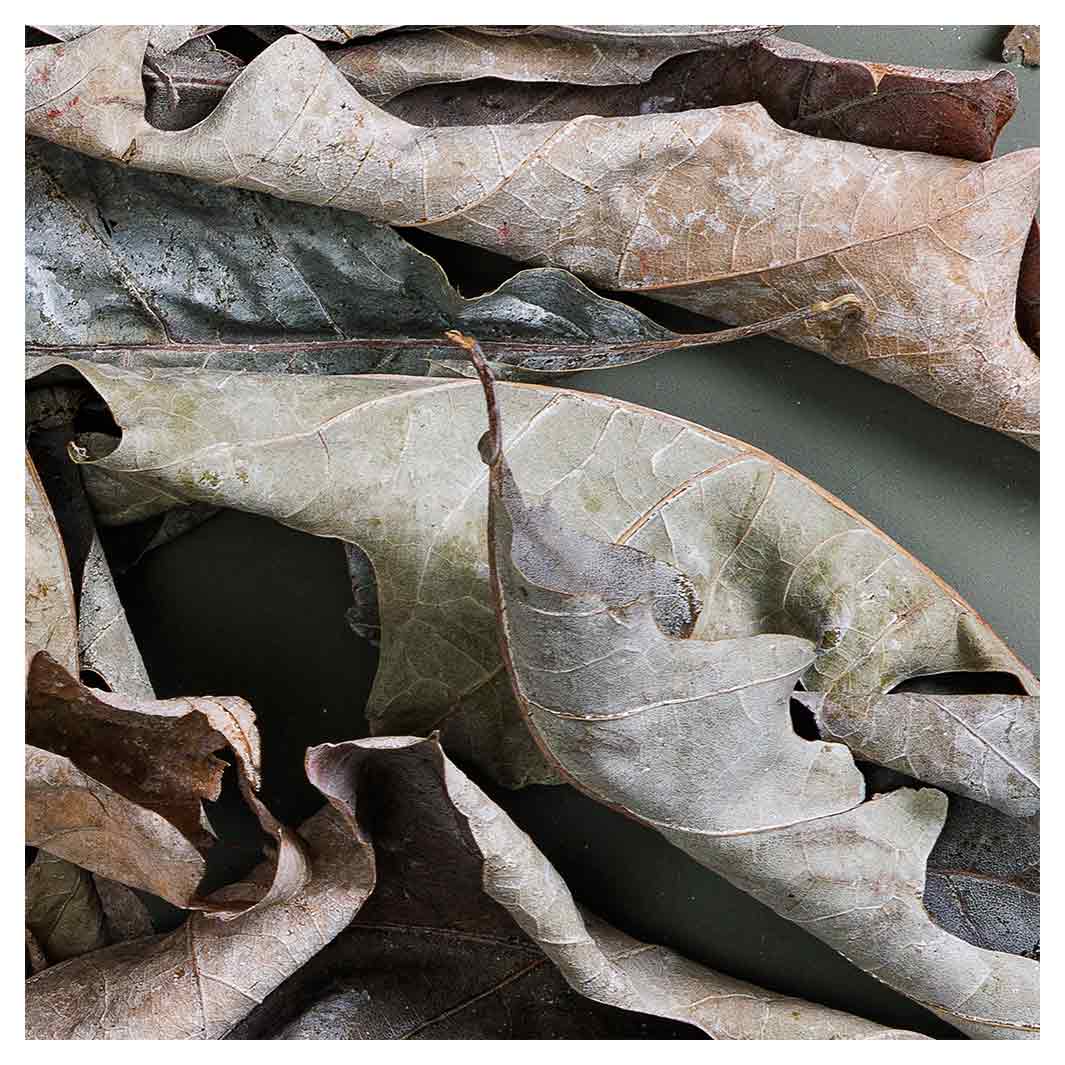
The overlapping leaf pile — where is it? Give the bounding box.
[25,24,1038,1041]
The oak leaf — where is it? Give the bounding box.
[27,359,1037,794]
[458,336,1038,1038]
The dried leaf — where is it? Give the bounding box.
[331,26,775,104]
[368,32,1017,160]
[32,24,220,51]
[926,795,1039,960]
[79,534,155,697]
[25,139,853,380]
[92,876,155,942]
[25,800,373,1039]
[242,735,922,1039]
[26,650,308,909]
[25,452,77,672]
[793,691,1038,816]
[25,28,1039,445]
[1002,26,1040,68]
[27,359,1037,796]
[460,337,1037,1038]
[25,852,108,965]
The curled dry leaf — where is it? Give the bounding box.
[354,31,1017,160]
[25,27,1039,445]
[246,735,922,1039]
[792,691,1038,816]
[26,359,1037,795]
[25,799,374,1039]
[1002,26,1040,68]
[26,650,308,910]
[331,26,775,104]
[25,139,856,380]
[458,335,1037,1038]
[78,534,155,697]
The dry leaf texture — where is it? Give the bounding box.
[24,138,854,381]
[25,852,108,965]
[1002,26,1040,68]
[466,353,1037,1038]
[25,801,372,1038]
[27,360,1037,796]
[247,735,923,1039]
[794,691,1038,816]
[25,452,77,671]
[332,26,775,104]
[25,27,1039,445]
[26,650,308,910]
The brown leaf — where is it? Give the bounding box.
[371,32,1017,162]
[1017,220,1040,352]
[25,28,1039,445]
[25,800,373,1039]
[26,650,308,910]
[1003,26,1040,68]
[460,336,1037,1038]
[237,736,923,1039]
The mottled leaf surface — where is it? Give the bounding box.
[26,139,849,381]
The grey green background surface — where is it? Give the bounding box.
[114,27,1038,1039]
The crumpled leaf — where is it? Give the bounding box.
[25,27,1039,445]
[330,25,775,104]
[241,735,922,1039]
[27,382,158,695]
[25,138,855,380]
[793,691,1038,816]
[25,850,150,968]
[92,875,155,942]
[458,337,1037,1038]
[358,32,1017,159]
[25,852,108,965]
[26,650,308,910]
[26,359,1037,796]
[25,796,374,1039]
[1003,26,1040,68]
